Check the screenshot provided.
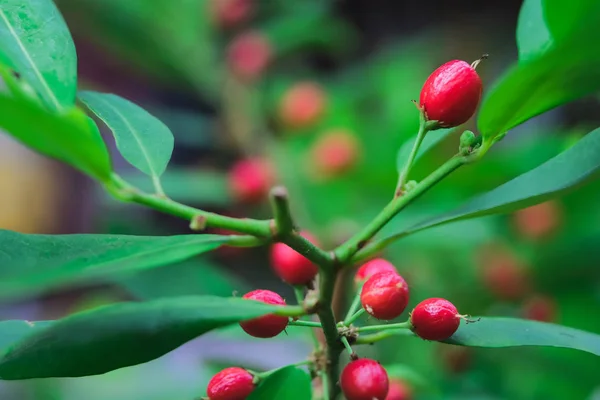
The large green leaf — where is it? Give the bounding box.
[79,91,174,180]
[446,317,600,356]
[0,296,300,379]
[0,94,111,182]
[248,366,312,400]
[0,0,77,110]
[382,127,600,242]
[0,230,231,301]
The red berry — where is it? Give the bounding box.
[311,129,361,177]
[521,294,557,322]
[279,81,326,129]
[410,298,461,341]
[419,59,483,128]
[210,0,253,28]
[386,379,412,400]
[239,290,289,338]
[340,358,389,400]
[513,201,562,241]
[360,271,409,320]
[478,245,531,301]
[228,158,274,203]
[355,258,398,285]
[207,367,255,400]
[270,231,319,285]
[227,32,271,81]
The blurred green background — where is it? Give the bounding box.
[1,0,599,399]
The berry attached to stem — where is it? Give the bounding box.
[239,290,289,338]
[419,57,485,128]
[340,358,390,400]
[206,367,255,400]
[355,258,398,285]
[360,271,409,320]
[270,231,319,285]
[409,298,462,341]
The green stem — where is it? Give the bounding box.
[151,175,166,197]
[283,232,333,269]
[273,305,306,318]
[334,154,467,263]
[270,186,295,237]
[354,328,415,345]
[395,112,429,195]
[344,308,366,326]
[356,321,411,333]
[107,174,272,237]
[343,285,363,325]
[320,371,330,400]
[340,336,355,357]
[288,320,323,328]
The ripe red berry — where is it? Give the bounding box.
[228,158,274,203]
[210,0,253,28]
[340,358,389,400]
[419,59,484,128]
[386,379,412,400]
[239,290,289,338]
[227,31,271,81]
[410,298,461,341]
[478,245,531,301]
[278,81,326,129]
[270,231,319,285]
[207,367,255,400]
[311,129,361,177]
[360,271,409,320]
[513,201,562,241]
[521,294,557,322]
[355,258,398,285]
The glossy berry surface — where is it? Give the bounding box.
[386,379,412,400]
[207,367,254,400]
[355,258,398,284]
[239,290,288,338]
[279,81,326,129]
[270,231,319,285]
[340,358,389,400]
[311,129,360,177]
[419,60,483,127]
[410,298,460,341]
[227,31,271,81]
[360,271,409,320]
[228,158,273,203]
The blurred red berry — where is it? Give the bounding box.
[355,258,398,285]
[438,344,472,374]
[279,81,326,129]
[361,271,409,320]
[207,367,254,400]
[419,58,484,127]
[410,298,461,341]
[521,294,557,322]
[210,0,253,28]
[227,32,271,81]
[478,245,531,301]
[270,231,319,285]
[386,379,413,400]
[513,201,562,241]
[340,358,389,400]
[239,290,289,338]
[228,158,274,203]
[311,129,361,177]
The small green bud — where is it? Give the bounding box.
[459,130,480,155]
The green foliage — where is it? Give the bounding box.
[79,91,175,183]
[396,128,456,172]
[0,0,77,111]
[0,93,112,182]
[0,230,231,301]
[0,296,295,380]
[384,127,600,242]
[447,317,600,356]
[248,366,312,400]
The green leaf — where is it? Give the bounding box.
[79,91,174,180]
[0,0,77,110]
[446,317,600,357]
[0,93,112,182]
[0,321,53,350]
[383,127,600,242]
[396,128,455,172]
[0,296,300,379]
[0,230,231,301]
[249,366,312,400]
